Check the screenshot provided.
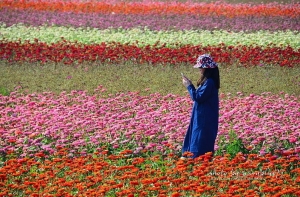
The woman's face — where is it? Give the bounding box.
[199,68,205,75]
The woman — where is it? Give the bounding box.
[181,54,220,159]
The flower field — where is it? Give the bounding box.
[0,0,300,196]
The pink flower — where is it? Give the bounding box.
[289,137,297,143]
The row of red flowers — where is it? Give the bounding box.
[0,149,299,196]
[1,0,299,18]
[1,39,299,67]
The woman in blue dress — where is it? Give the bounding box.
[181,54,220,159]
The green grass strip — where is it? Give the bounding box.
[1,23,299,49]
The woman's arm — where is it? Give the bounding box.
[187,79,214,103]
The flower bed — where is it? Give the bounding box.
[1,39,299,67]
[0,151,299,196]
[0,90,299,158]
[1,0,300,67]
[1,8,299,32]
[1,1,299,17]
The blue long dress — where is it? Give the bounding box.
[182,78,219,158]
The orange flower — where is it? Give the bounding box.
[130,180,139,186]
[171,192,181,197]
[132,157,145,165]
[119,149,133,155]
[182,151,194,157]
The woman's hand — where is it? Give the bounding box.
[182,76,192,88]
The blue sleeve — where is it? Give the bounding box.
[186,79,214,103]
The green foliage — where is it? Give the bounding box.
[226,130,249,159]
[0,61,299,97]
[216,130,249,159]
[0,86,10,96]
